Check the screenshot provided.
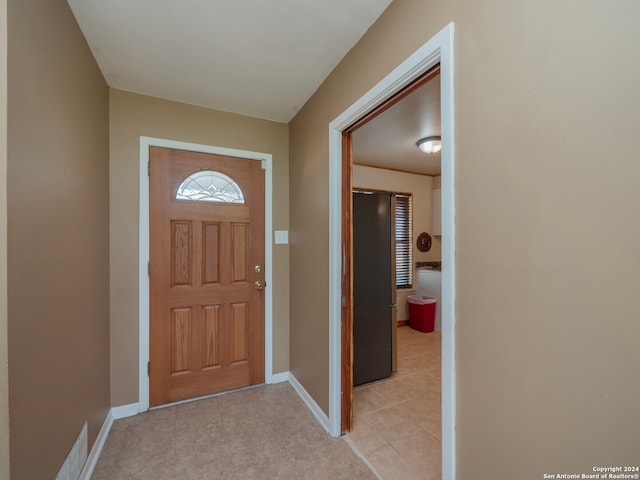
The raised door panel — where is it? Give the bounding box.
[231,303,248,364]
[171,220,193,286]
[202,222,221,285]
[170,307,192,375]
[202,305,221,369]
[231,223,249,283]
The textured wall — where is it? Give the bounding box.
[289,0,640,475]
[289,0,453,418]
[7,0,110,478]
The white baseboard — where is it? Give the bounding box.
[78,411,113,480]
[111,403,139,419]
[268,371,290,384]
[288,373,330,433]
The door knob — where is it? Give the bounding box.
[254,281,265,290]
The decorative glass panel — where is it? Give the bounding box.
[176,170,245,203]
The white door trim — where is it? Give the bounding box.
[328,23,456,479]
[138,136,274,412]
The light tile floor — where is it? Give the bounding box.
[91,327,440,480]
[91,383,376,480]
[348,326,442,480]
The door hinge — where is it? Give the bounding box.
[147,161,150,176]
[147,261,150,276]
[147,362,150,376]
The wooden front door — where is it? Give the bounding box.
[149,147,265,407]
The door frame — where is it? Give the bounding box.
[328,23,456,479]
[138,136,274,412]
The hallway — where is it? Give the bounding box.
[91,327,441,479]
[92,383,375,480]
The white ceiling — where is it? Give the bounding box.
[66,0,393,123]
[67,0,439,174]
[352,73,441,176]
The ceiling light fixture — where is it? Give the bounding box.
[416,136,442,154]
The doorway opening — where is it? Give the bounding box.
[344,62,441,426]
[328,23,455,479]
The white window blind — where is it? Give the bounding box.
[395,194,413,288]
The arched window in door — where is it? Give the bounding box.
[175,170,245,203]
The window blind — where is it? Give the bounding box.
[395,194,413,288]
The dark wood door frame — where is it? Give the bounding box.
[341,64,441,433]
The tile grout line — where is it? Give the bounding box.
[351,328,442,479]
[343,436,385,480]
[387,440,430,480]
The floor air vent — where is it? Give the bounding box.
[56,422,88,480]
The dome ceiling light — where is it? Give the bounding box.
[416,136,442,154]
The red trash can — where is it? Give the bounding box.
[407,295,436,333]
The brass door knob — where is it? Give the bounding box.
[254,281,265,290]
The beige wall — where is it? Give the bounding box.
[7,0,111,478]
[290,0,640,476]
[0,1,8,478]
[289,0,454,417]
[109,89,290,406]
